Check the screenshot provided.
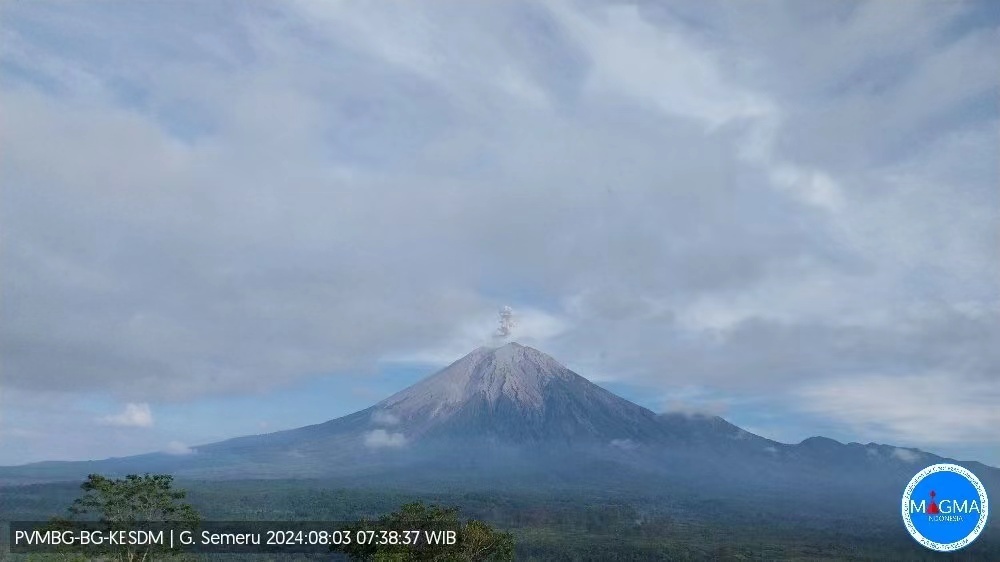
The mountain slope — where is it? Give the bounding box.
[0,343,996,501]
[373,342,681,444]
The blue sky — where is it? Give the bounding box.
[1,0,998,467]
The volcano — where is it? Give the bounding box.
[187,342,762,471]
[1,342,997,515]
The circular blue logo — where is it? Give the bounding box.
[902,463,989,551]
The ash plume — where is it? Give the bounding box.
[495,306,516,339]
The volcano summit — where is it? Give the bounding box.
[371,343,676,444]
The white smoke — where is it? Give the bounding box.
[494,305,516,339]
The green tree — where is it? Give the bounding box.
[57,473,200,561]
[68,473,200,525]
[333,501,514,561]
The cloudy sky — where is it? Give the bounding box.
[1,0,998,467]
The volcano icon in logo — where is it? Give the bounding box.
[902,463,989,552]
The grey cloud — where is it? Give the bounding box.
[0,11,849,401]
[557,302,1000,392]
[0,0,996,462]
[795,372,1000,445]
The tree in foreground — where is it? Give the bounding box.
[333,501,514,561]
[42,473,200,562]
[69,473,200,525]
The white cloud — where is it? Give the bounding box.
[610,438,638,450]
[99,403,154,428]
[371,410,400,426]
[163,440,195,455]
[554,3,772,127]
[892,448,922,463]
[795,373,1000,445]
[496,65,549,107]
[364,429,407,448]
[768,164,844,212]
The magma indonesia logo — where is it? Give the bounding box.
[902,463,990,552]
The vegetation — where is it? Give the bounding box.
[332,501,514,561]
[4,478,998,560]
[32,474,200,562]
[68,473,201,525]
